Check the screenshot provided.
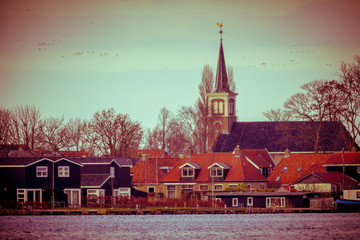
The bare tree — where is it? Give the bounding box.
[90,108,143,156]
[197,65,214,153]
[227,65,236,92]
[10,105,42,150]
[64,118,90,151]
[157,107,172,150]
[39,117,69,152]
[144,127,161,149]
[263,108,292,121]
[284,80,328,152]
[0,107,11,145]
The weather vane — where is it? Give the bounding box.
[217,22,223,41]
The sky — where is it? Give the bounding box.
[1,0,360,130]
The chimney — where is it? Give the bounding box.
[185,149,193,158]
[141,154,148,161]
[233,145,242,157]
[284,149,291,157]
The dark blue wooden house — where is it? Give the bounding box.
[0,157,83,207]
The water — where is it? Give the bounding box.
[1,213,360,240]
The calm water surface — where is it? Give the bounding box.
[1,213,360,239]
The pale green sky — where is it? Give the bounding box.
[1,0,359,129]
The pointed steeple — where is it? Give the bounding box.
[214,41,232,93]
[214,24,233,94]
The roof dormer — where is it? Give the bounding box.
[208,162,230,180]
[179,163,201,182]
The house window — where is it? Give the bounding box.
[148,187,155,193]
[247,184,251,190]
[214,184,223,191]
[232,198,238,207]
[276,176,281,182]
[167,186,176,198]
[87,189,105,205]
[228,184,237,189]
[58,166,69,177]
[36,166,48,177]
[266,197,286,208]
[200,185,209,191]
[357,166,360,174]
[64,189,81,207]
[219,101,223,114]
[247,197,253,207]
[17,189,42,202]
[181,167,194,177]
[210,166,223,177]
[260,184,265,189]
[110,167,115,178]
[118,188,131,198]
[182,185,194,190]
[282,167,287,173]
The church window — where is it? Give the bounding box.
[219,101,223,114]
[213,101,218,114]
[212,99,225,115]
[229,99,235,115]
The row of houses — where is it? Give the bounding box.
[1,145,360,209]
[0,155,132,207]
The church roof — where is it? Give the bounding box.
[213,121,358,153]
[214,41,234,94]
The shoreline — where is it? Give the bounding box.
[0,207,337,215]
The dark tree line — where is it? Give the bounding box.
[0,106,143,156]
[263,55,360,151]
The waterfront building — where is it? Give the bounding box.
[159,147,271,199]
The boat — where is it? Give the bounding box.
[336,190,360,212]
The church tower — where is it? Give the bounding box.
[207,23,237,152]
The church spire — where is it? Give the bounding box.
[214,23,232,93]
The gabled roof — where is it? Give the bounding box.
[208,162,230,169]
[267,153,333,185]
[58,151,93,158]
[131,157,181,184]
[160,152,267,183]
[294,172,358,185]
[81,174,110,188]
[0,157,83,167]
[179,162,201,169]
[324,152,360,166]
[78,157,132,167]
[213,121,358,153]
[241,149,275,168]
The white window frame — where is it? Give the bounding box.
[247,197,253,207]
[167,185,176,198]
[181,167,194,177]
[210,166,223,177]
[232,198,239,207]
[58,166,70,177]
[200,184,209,191]
[148,186,155,193]
[118,188,131,198]
[266,197,286,208]
[181,185,194,190]
[64,189,81,207]
[214,184,223,191]
[228,184,237,189]
[36,166,48,177]
[17,189,42,203]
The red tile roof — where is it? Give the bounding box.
[268,153,333,185]
[294,172,358,184]
[324,152,360,166]
[131,157,181,184]
[241,149,275,168]
[160,152,268,183]
[127,149,168,158]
